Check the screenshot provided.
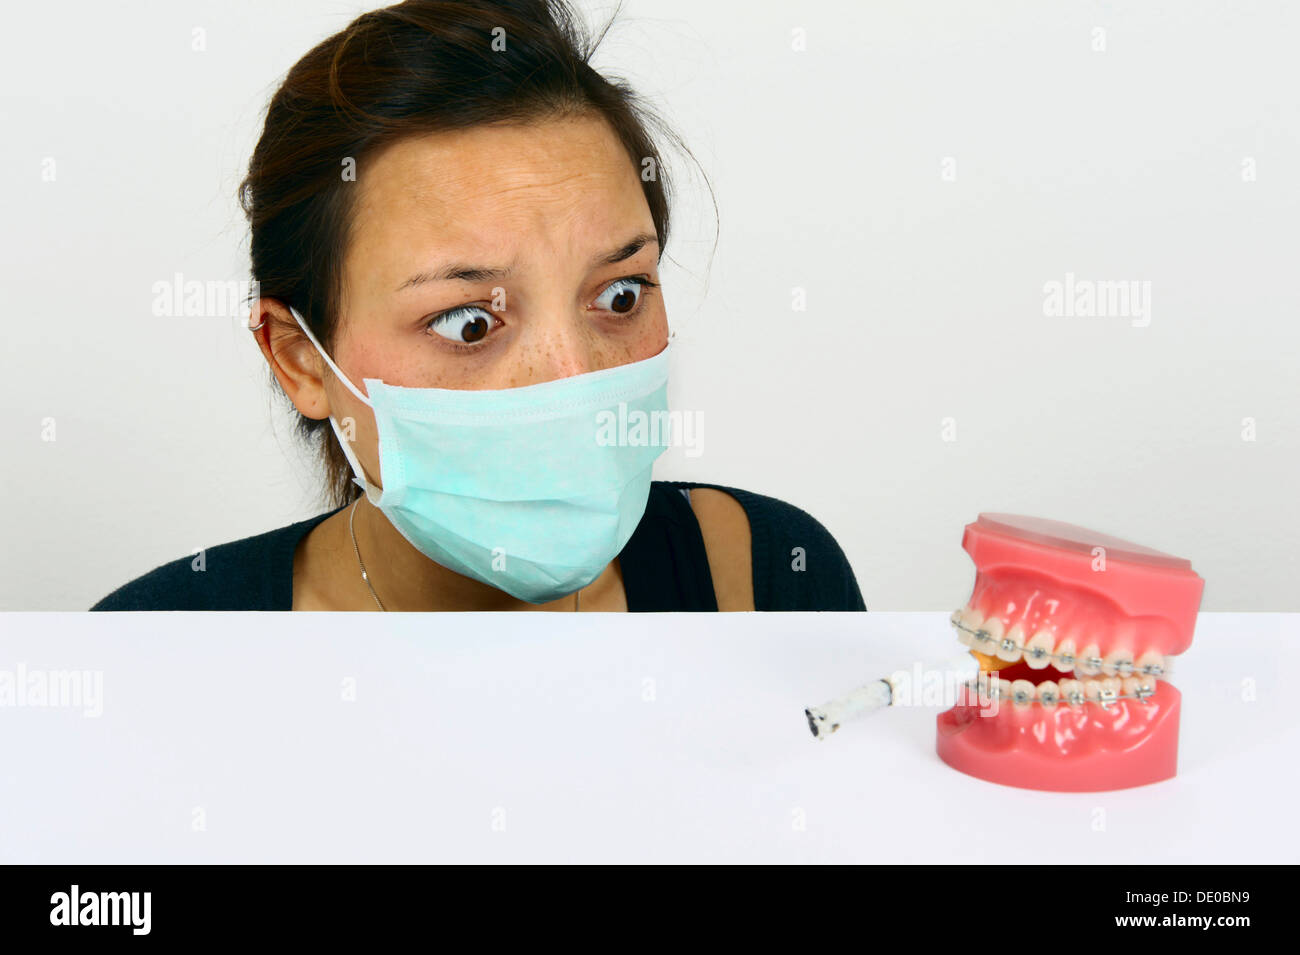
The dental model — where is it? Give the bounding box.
[937,513,1204,791]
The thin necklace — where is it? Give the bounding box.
[347,498,580,611]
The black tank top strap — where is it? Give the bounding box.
[618,481,719,611]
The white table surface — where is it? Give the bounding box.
[0,611,1295,863]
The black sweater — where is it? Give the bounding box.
[89,481,867,612]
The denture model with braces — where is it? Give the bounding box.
[936,513,1204,792]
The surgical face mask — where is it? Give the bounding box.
[289,306,673,603]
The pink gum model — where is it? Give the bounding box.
[936,514,1204,792]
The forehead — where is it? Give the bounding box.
[344,115,647,288]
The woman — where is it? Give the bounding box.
[91,0,865,613]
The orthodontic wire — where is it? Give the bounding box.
[955,673,1158,707]
[949,610,1168,676]
[948,610,1166,707]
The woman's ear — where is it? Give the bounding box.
[249,298,331,420]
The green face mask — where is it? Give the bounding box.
[290,306,673,603]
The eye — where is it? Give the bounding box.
[427,306,496,344]
[594,277,658,316]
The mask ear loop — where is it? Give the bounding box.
[288,306,377,494]
[289,306,374,407]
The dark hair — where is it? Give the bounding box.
[239,0,709,508]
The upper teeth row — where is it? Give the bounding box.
[950,609,1171,678]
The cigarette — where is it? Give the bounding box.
[805,651,982,739]
[804,680,891,738]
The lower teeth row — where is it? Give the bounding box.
[964,675,1158,707]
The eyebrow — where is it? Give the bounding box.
[394,231,659,292]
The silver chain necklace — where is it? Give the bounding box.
[347,498,580,612]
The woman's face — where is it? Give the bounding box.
[316,113,669,486]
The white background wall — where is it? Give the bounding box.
[2,0,1296,611]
